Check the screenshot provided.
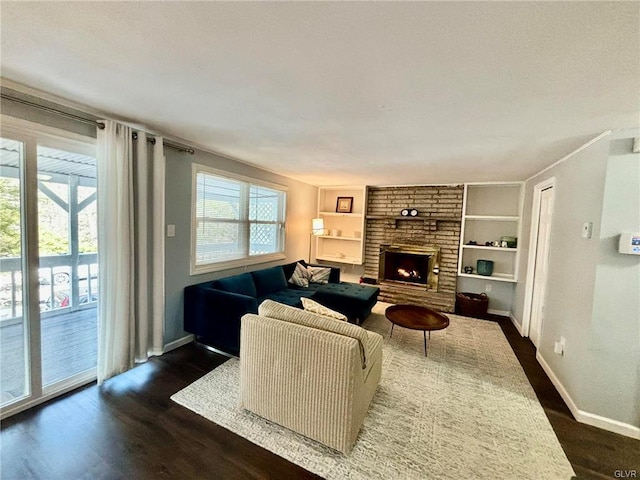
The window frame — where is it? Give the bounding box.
[190,163,287,275]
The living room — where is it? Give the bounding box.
[1,2,639,479]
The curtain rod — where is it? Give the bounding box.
[132,132,195,155]
[1,92,195,155]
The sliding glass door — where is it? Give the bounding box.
[0,125,97,415]
[0,137,30,406]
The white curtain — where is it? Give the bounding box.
[96,121,165,384]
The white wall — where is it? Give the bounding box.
[513,132,640,435]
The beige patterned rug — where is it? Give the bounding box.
[171,304,575,479]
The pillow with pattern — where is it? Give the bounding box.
[288,262,311,287]
[308,266,331,284]
[301,297,347,321]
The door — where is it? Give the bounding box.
[0,126,98,417]
[0,137,32,406]
[529,186,554,346]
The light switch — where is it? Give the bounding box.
[582,222,593,239]
[167,224,176,237]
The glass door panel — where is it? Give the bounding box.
[0,137,30,406]
[37,145,97,387]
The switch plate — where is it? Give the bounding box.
[554,341,563,355]
[167,224,176,237]
[582,222,593,239]
[485,284,492,292]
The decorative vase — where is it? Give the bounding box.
[477,259,494,276]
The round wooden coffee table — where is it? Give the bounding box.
[385,304,450,356]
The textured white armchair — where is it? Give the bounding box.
[239,300,383,454]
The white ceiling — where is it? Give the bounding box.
[1,2,638,186]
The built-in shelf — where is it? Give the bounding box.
[319,211,363,217]
[318,235,361,241]
[464,215,519,222]
[315,186,367,265]
[366,215,461,222]
[457,183,524,283]
[316,254,361,264]
[458,272,517,283]
[462,245,518,252]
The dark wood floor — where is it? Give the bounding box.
[492,314,640,480]
[1,315,638,480]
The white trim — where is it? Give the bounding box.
[193,162,288,192]
[536,352,640,440]
[1,369,96,420]
[526,131,611,182]
[190,163,287,276]
[163,334,195,353]
[487,308,510,317]
[1,114,97,152]
[522,177,555,338]
[509,312,524,336]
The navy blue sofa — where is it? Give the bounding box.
[184,260,380,356]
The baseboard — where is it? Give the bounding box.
[487,308,510,317]
[536,351,640,440]
[509,312,524,336]
[163,334,195,353]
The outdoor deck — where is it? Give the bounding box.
[0,307,97,405]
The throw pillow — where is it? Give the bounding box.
[288,262,310,288]
[308,266,331,284]
[301,297,347,321]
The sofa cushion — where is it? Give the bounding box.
[212,273,257,298]
[301,297,347,321]
[258,300,369,368]
[258,288,316,308]
[251,266,288,296]
[308,266,331,284]
[288,262,311,288]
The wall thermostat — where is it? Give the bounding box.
[618,233,640,255]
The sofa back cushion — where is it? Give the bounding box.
[251,266,288,297]
[212,273,257,298]
[258,299,369,368]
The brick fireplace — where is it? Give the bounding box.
[364,185,463,312]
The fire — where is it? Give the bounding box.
[397,268,421,279]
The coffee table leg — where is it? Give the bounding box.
[424,331,427,356]
[390,323,395,337]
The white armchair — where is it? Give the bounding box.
[239,300,383,454]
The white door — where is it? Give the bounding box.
[529,187,554,347]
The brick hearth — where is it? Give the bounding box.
[364,185,463,312]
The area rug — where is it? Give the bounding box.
[171,305,575,479]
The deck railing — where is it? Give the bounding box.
[0,253,98,321]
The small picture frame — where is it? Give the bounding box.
[336,196,354,213]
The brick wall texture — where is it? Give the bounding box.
[365,185,463,312]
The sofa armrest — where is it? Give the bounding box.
[240,314,364,453]
[184,285,258,355]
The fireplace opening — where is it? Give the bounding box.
[379,244,440,291]
[385,252,428,285]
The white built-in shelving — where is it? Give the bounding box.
[314,186,367,265]
[457,183,524,283]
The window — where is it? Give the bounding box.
[191,164,286,274]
